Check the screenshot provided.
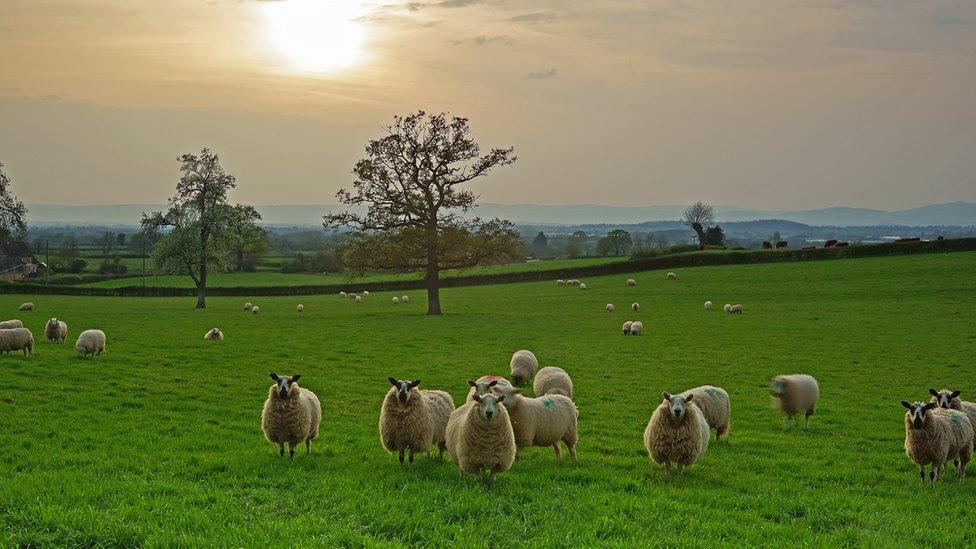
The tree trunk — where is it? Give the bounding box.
[197,260,207,309]
[692,222,706,249]
[425,262,441,315]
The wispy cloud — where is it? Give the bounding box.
[526,68,557,79]
[505,12,556,23]
[438,0,484,7]
[449,34,512,46]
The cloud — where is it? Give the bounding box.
[505,12,556,23]
[449,34,513,46]
[526,68,557,79]
[437,0,484,7]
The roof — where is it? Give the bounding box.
[1,240,35,260]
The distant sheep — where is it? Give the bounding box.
[296,304,304,313]
[723,304,732,313]
[252,306,260,314]
[771,374,819,429]
[605,303,615,312]
[631,303,640,312]
[380,378,455,463]
[75,329,106,358]
[488,383,578,462]
[629,320,644,335]
[392,296,400,304]
[533,366,573,398]
[579,283,587,290]
[354,295,362,303]
[339,291,347,298]
[19,302,34,312]
[930,388,976,447]
[401,295,410,303]
[902,400,972,484]
[644,392,710,474]
[683,385,730,441]
[704,301,713,311]
[626,279,637,287]
[728,304,743,314]
[244,302,253,311]
[0,319,23,330]
[445,393,516,485]
[557,279,566,285]
[45,318,68,343]
[622,321,633,335]
[510,350,538,386]
[363,291,370,296]
[0,327,34,356]
[666,272,677,280]
[347,293,359,300]
[204,328,224,340]
[262,373,322,458]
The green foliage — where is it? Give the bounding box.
[281,252,339,274]
[0,161,28,239]
[98,255,128,275]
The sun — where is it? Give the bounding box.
[260,0,369,73]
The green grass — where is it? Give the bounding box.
[80,256,629,288]
[2,252,975,545]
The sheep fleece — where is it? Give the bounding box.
[507,394,578,449]
[379,388,455,454]
[532,367,574,398]
[261,384,322,447]
[446,401,516,474]
[644,401,709,467]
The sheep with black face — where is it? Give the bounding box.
[902,400,972,484]
[261,373,322,458]
[929,388,976,448]
[379,378,455,464]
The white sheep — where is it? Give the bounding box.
[704,301,713,311]
[629,320,644,335]
[0,319,23,330]
[44,318,68,343]
[556,279,565,285]
[728,304,743,314]
[626,278,637,287]
[605,303,615,312]
[379,378,455,463]
[465,376,513,402]
[19,302,34,312]
[445,393,516,485]
[296,304,304,313]
[487,383,578,462]
[401,295,410,303]
[363,291,370,296]
[622,321,633,335]
[262,373,322,458]
[339,291,347,298]
[902,400,973,484]
[244,302,253,311]
[644,392,710,474]
[510,349,538,386]
[75,329,106,358]
[683,385,730,441]
[347,293,359,300]
[252,306,260,314]
[631,303,640,312]
[533,366,573,398]
[204,328,224,340]
[392,296,400,304]
[771,374,819,429]
[723,304,732,313]
[579,283,587,290]
[0,328,33,356]
[666,272,677,280]
[929,389,976,447]
[354,295,362,303]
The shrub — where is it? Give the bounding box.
[99,256,128,275]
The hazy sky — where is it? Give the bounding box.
[1,0,974,209]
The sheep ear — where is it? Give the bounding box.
[410,380,421,388]
[497,394,505,403]
[472,393,482,402]
[291,375,301,383]
[488,380,497,388]
[929,388,939,397]
[901,400,912,409]
[389,377,399,387]
[662,392,672,402]
[270,373,280,381]
[924,402,936,411]
[685,393,694,402]
[467,379,477,387]
[951,390,961,398]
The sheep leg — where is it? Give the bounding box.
[930,465,939,485]
[278,443,285,457]
[306,439,311,455]
[716,424,729,442]
[486,470,497,487]
[919,465,925,483]
[398,449,405,464]
[438,440,446,459]
[804,411,813,429]
[408,448,415,464]
[664,462,671,476]
[553,443,562,459]
[568,444,577,464]
[288,441,297,459]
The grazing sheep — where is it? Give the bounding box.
[296,304,304,313]
[0,328,34,356]
[644,392,710,474]
[363,291,370,296]
[622,321,633,335]
[510,350,539,386]
[533,366,573,398]
[683,385,730,441]
[626,279,637,287]
[704,301,713,311]
[204,328,224,340]
[19,302,34,312]
[488,384,578,462]
[0,319,23,330]
[244,302,253,311]
[379,378,456,464]
[347,293,359,300]
[252,306,260,314]
[771,374,819,429]
[579,283,587,290]
[401,295,410,303]
[605,303,615,312]
[723,304,732,313]
[728,304,743,314]
[567,279,580,286]
[262,373,322,458]
[666,272,677,280]
[44,318,68,343]
[445,393,517,485]
[392,296,400,304]
[629,320,644,335]
[631,303,640,312]
[930,388,976,446]
[465,376,514,402]
[556,279,566,285]
[902,400,973,484]
[339,291,347,298]
[354,295,362,303]
[75,329,106,358]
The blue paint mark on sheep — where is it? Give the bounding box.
[542,398,557,409]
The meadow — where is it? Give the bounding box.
[1,252,975,546]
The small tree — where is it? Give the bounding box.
[601,229,632,255]
[566,231,587,258]
[324,111,522,315]
[683,201,715,248]
[0,161,28,241]
[532,231,548,257]
[117,233,127,247]
[703,225,726,246]
[228,205,268,272]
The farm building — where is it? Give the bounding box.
[0,240,40,280]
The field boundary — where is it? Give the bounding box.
[3,238,974,297]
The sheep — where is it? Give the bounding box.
[354,295,362,303]
[728,304,743,314]
[19,302,34,312]
[0,319,23,330]
[622,321,633,335]
[363,291,370,296]
[704,301,713,311]
[392,296,400,304]
[632,303,640,312]
[487,383,578,462]
[244,302,253,311]
[347,293,360,300]
[567,279,580,286]
[296,304,304,313]
[771,374,819,429]
[465,376,514,402]
[401,295,410,303]
[626,278,637,287]
[445,393,517,485]
[629,320,644,335]
[929,388,976,446]
[252,306,260,314]
[556,279,566,285]
[644,392,710,474]
[262,373,322,458]
[510,349,538,386]
[579,283,587,290]
[533,366,573,398]
[44,318,68,343]
[204,328,224,340]
[339,291,347,298]
[75,329,106,357]
[605,303,615,312]
[666,272,677,280]
[682,385,730,441]
[379,378,456,464]
[902,400,973,484]
[0,328,34,356]
[723,304,732,313]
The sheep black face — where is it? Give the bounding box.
[902,401,935,429]
[389,378,421,405]
[472,393,505,422]
[929,388,961,409]
[270,373,301,400]
[663,392,693,420]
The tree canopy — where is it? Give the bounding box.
[0,161,29,241]
[683,201,715,247]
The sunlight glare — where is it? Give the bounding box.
[261,0,369,73]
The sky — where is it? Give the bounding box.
[0,0,974,210]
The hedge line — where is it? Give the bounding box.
[3,238,975,297]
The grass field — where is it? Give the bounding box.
[2,252,975,545]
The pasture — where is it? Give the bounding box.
[1,252,975,546]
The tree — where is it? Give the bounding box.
[598,229,632,256]
[117,233,127,247]
[683,201,715,248]
[532,231,548,257]
[99,231,115,254]
[771,230,782,243]
[0,161,28,241]
[703,225,726,246]
[228,205,268,272]
[142,149,241,309]
[324,111,522,315]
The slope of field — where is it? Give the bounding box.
[2,253,975,545]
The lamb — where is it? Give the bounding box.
[296,304,304,313]
[401,295,410,303]
[666,272,677,280]
[19,302,34,312]
[682,385,730,441]
[728,304,743,314]
[0,319,23,330]
[579,283,587,290]
[929,388,976,446]
[556,279,566,285]
[622,321,633,335]
[465,376,514,402]
[704,301,713,311]
[204,328,224,340]
[44,318,68,343]
[0,328,34,356]
[75,329,106,357]
[445,393,516,485]
[632,303,640,312]
[723,304,732,313]
[629,320,644,335]
[488,383,578,462]
[244,302,253,311]
[510,349,538,386]
[379,378,456,463]
[771,374,819,429]
[902,400,973,484]
[644,392,710,474]
[392,296,400,304]
[626,278,637,287]
[605,303,615,312]
[532,366,573,398]
[262,373,322,458]
[252,306,260,314]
